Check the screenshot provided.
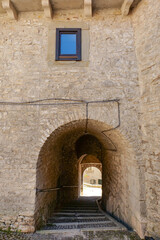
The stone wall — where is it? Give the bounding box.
[35,119,144,236]
[35,130,62,228]
[102,130,145,236]
[132,0,160,237]
[0,5,157,238]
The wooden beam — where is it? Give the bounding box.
[84,0,92,18]
[2,0,18,20]
[121,0,134,16]
[42,0,53,18]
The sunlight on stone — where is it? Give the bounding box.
[81,167,102,196]
[83,185,102,196]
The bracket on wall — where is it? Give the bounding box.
[2,0,18,20]
[42,0,53,18]
[121,0,134,16]
[84,0,92,18]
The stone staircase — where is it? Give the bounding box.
[37,197,141,240]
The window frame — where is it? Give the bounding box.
[56,28,81,61]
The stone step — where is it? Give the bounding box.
[53,212,104,217]
[42,222,122,230]
[54,209,100,213]
[66,203,97,206]
[64,203,97,205]
[36,197,139,240]
[47,220,111,226]
[67,206,97,208]
[39,225,125,233]
[48,216,109,223]
[35,230,141,240]
[62,207,98,210]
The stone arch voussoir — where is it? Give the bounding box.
[34,118,146,237]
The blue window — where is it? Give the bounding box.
[56,28,81,61]
[60,34,76,55]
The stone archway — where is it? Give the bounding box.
[35,119,146,237]
[78,154,102,196]
[82,165,102,197]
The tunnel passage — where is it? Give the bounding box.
[78,154,102,196]
[75,134,102,159]
[35,119,143,235]
[82,166,102,197]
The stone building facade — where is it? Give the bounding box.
[0,0,159,239]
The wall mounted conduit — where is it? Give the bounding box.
[0,98,121,151]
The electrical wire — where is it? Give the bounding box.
[0,98,121,151]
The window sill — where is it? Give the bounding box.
[48,60,89,67]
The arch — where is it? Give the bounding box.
[78,154,102,197]
[35,119,146,237]
[75,134,102,159]
[82,166,102,197]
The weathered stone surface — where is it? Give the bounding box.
[84,0,92,18]
[2,0,18,20]
[0,1,159,239]
[0,230,141,240]
[42,0,53,18]
[132,0,160,238]
[121,0,134,16]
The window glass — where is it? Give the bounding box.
[98,179,102,185]
[60,34,76,55]
[56,28,81,61]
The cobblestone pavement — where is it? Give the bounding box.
[0,231,31,240]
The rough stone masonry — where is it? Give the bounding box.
[0,0,159,239]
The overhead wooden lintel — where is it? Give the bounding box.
[121,0,134,16]
[42,0,53,18]
[84,0,92,18]
[2,0,18,20]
